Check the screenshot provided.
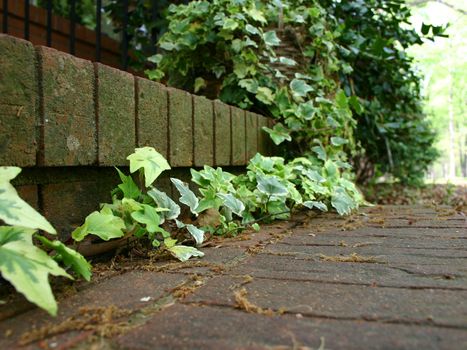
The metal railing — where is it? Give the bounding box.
[1,0,189,70]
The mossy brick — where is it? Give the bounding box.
[0,34,38,166]
[214,100,231,166]
[168,88,193,167]
[193,95,214,167]
[257,115,270,156]
[231,106,246,165]
[245,111,258,161]
[38,46,96,166]
[16,185,39,211]
[96,63,135,166]
[136,78,168,158]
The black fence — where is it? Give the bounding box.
[1,0,189,70]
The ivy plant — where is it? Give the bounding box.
[0,167,91,316]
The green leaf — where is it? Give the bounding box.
[171,178,199,215]
[278,57,297,66]
[217,193,245,217]
[330,137,349,146]
[35,235,92,281]
[246,8,267,24]
[115,168,142,199]
[245,24,260,35]
[303,201,328,212]
[72,210,125,242]
[194,77,206,93]
[223,18,239,31]
[131,204,165,234]
[252,223,260,231]
[297,101,317,120]
[168,245,205,262]
[0,226,71,316]
[0,167,56,234]
[262,124,292,145]
[127,147,171,188]
[263,30,281,46]
[290,79,313,97]
[257,176,288,197]
[147,188,181,222]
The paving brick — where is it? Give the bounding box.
[0,34,38,166]
[193,95,214,167]
[257,115,270,156]
[168,88,193,167]
[214,100,231,166]
[38,46,96,166]
[136,77,168,159]
[245,111,258,161]
[230,106,246,165]
[96,63,135,166]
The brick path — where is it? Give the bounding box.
[0,205,466,349]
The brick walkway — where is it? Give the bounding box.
[0,205,466,349]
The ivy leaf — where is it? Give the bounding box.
[297,101,317,120]
[217,193,245,217]
[290,79,313,97]
[186,224,205,245]
[256,87,275,105]
[263,30,281,46]
[223,18,239,31]
[303,201,328,212]
[168,245,205,262]
[331,188,355,215]
[147,188,181,222]
[35,235,92,281]
[257,176,288,197]
[279,57,297,66]
[127,147,171,188]
[131,204,166,234]
[311,145,327,161]
[194,77,206,93]
[171,178,199,215]
[0,226,71,316]
[246,8,267,24]
[72,210,125,242]
[330,137,349,146]
[262,124,292,145]
[0,167,56,234]
[115,168,141,199]
[245,24,260,35]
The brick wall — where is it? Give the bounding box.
[0,2,121,69]
[0,34,273,237]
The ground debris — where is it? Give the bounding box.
[19,305,132,346]
[318,252,382,263]
[234,288,275,316]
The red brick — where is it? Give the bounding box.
[231,106,246,165]
[38,46,96,166]
[193,95,214,167]
[168,88,193,167]
[0,34,38,166]
[214,100,231,166]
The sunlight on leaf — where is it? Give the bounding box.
[127,147,171,187]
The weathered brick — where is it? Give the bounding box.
[231,106,246,165]
[96,63,135,166]
[214,100,231,166]
[136,78,168,158]
[245,111,258,161]
[168,88,192,167]
[16,185,39,211]
[193,95,214,167]
[38,46,96,166]
[42,178,117,239]
[0,34,38,166]
[257,115,269,156]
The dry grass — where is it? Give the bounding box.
[318,252,381,263]
[234,288,275,316]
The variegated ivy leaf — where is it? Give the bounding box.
[303,201,328,212]
[290,79,313,98]
[263,30,281,46]
[330,137,349,146]
[256,87,275,105]
[147,188,181,222]
[175,220,205,246]
[279,57,297,66]
[171,178,199,215]
[331,188,355,215]
[257,176,288,197]
[168,245,205,262]
[0,226,71,316]
[127,147,171,188]
[262,123,292,145]
[217,193,245,217]
[0,167,56,234]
